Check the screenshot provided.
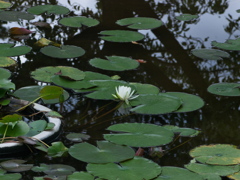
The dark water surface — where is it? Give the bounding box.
[2,0,240,179]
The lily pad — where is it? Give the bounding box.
[0,121,29,137]
[32,164,75,176]
[0,68,11,79]
[154,166,203,180]
[191,49,230,60]
[47,141,68,157]
[189,144,240,165]
[0,43,31,57]
[68,172,95,180]
[66,133,90,142]
[59,16,99,28]
[130,93,182,114]
[68,141,135,163]
[0,1,12,9]
[0,79,15,91]
[30,66,85,82]
[163,125,200,137]
[25,120,47,137]
[116,17,163,29]
[27,5,69,15]
[0,159,33,172]
[104,123,174,147]
[0,57,16,67]
[207,83,240,96]
[89,56,139,71]
[40,45,85,58]
[87,157,161,180]
[0,173,21,180]
[130,82,160,94]
[228,171,240,180]
[212,38,240,51]
[165,92,204,112]
[185,162,240,177]
[176,14,198,21]
[99,30,145,42]
[0,11,34,21]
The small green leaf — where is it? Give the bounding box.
[176,14,198,21]
[25,120,47,137]
[47,142,68,157]
[68,172,95,180]
[40,85,63,100]
[212,38,240,51]
[27,5,69,15]
[207,83,240,96]
[191,49,230,60]
[66,133,90,142]
[59,16,99,28]
[0,1,12,9]
[0,43,31,57]
[0,114,22,123]
[32,164,75,176]
[45,111,62,118]
[0,121,29,137]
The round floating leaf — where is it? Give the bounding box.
[40,45,85,59]
[130,82,159,94]
[69,141,135,163]
[191,49,230,60]
[47,142,68,157]
[0,11,34,21]
[130,93,182,114]
[185,162,240,177]
[0,43,31,57]
[59,16,99,28]
[0,159,33,172]
[116,17,163,29]
[0,1,12,9]
[87,157,161,180]
[66,133,90,142]
[0,173,21,180]
[0,57,16,67]
[190,144,240,165]
[207,83,240,96]
[89,56,139,71]
[25,120,47,137]
[0,114,22,123]
[0,79,15,90]
[163,125,200,137]
[104,123,174,147]
[165,92,204,112]
[228,171,240,180]
[154,166,203,180]
[99,30,144,42]
[27,5,69,15]
[68,172,95,180]
[0,68,11,79]
[40,85,63,100]
[32,164,75,176]
[0,121,29,137]
[212,38,240,51]
[176,14,198,21]
[31,66,85,82]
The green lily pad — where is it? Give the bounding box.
[25,120,47,137]
[0,68,11,79]
[99,30,145,42]
[45,111,62,118]
[185,162,240,177]
[165,92,204,112]
[27,5,69,15]
[69,141,135,163]
[176,14,198,21]
[89,56,139,71]
[0,79,15,90]
[189,144,240,165]
[47,141,68,157]
[191,49,230,60]
[212,38,240,51]
[0,114,22,123]
[0,43,31,57]
[116,17,163,29]
[87,157,161,180]
[207,83,240,96]
[0,11,34,21]
[130,82,160,94]
[228,171,240,180]
[0,57,16,67]
[163,125,200,137]
[154,166,203,180]
[0,159,33,172]
[40,45,85,59]
[66,133,90,142]
[0,1,12,9]
[0,173,21,180]
[32,164,75,176]
[0,121,29,137]
[39,85,63,100]
[68,172,95,180]
[31,66,85,82]
[130,93,182,114]
[59,16,99,28]
[104,123,174,147]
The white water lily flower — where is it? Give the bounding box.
[112,85,139,105]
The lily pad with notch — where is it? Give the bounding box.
[47,141,68,157]
[116,17,163,30]
[163,125,200,137]
[0,121,30,137]
[0,43,31,57]
[207,83,240,96]
[0,11,34,21]
[40,45,85,59]
[190,144,240,165]
[212,38,240,51]
[87,156,161,180]
[99,30,145,42]
[104,123,174,147]
[191,49,230,60]
[32,164,75,176]
[176,14,198,21]
[59,16,99,28]
[27,5,69,15]
[68,141,135,164]
[89,56,139,71]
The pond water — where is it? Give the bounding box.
[2,0,240,179]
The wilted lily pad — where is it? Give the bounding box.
[99,30,144,42]
[0,11,34,21]
[0,159,33,172]
[40,45,85,58]
[154,166,203,180]
[69,141,135,163]
[0,1,12,9]
[190,144,240,165]
[68,172,95,180]
[104,123,174,147]
[34,38,60,47]
[207,83,240,96]
[87,157,161,180]
[89,56,139,71]
[191,49,230,60]
[116,17,163,29]
[32,164,75,176]
[176,14,198,21]
[212,38,240,51]
[0,43,31,57]
[59,16,99,28]
[66,133,90,142]
[27,5,69,15]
